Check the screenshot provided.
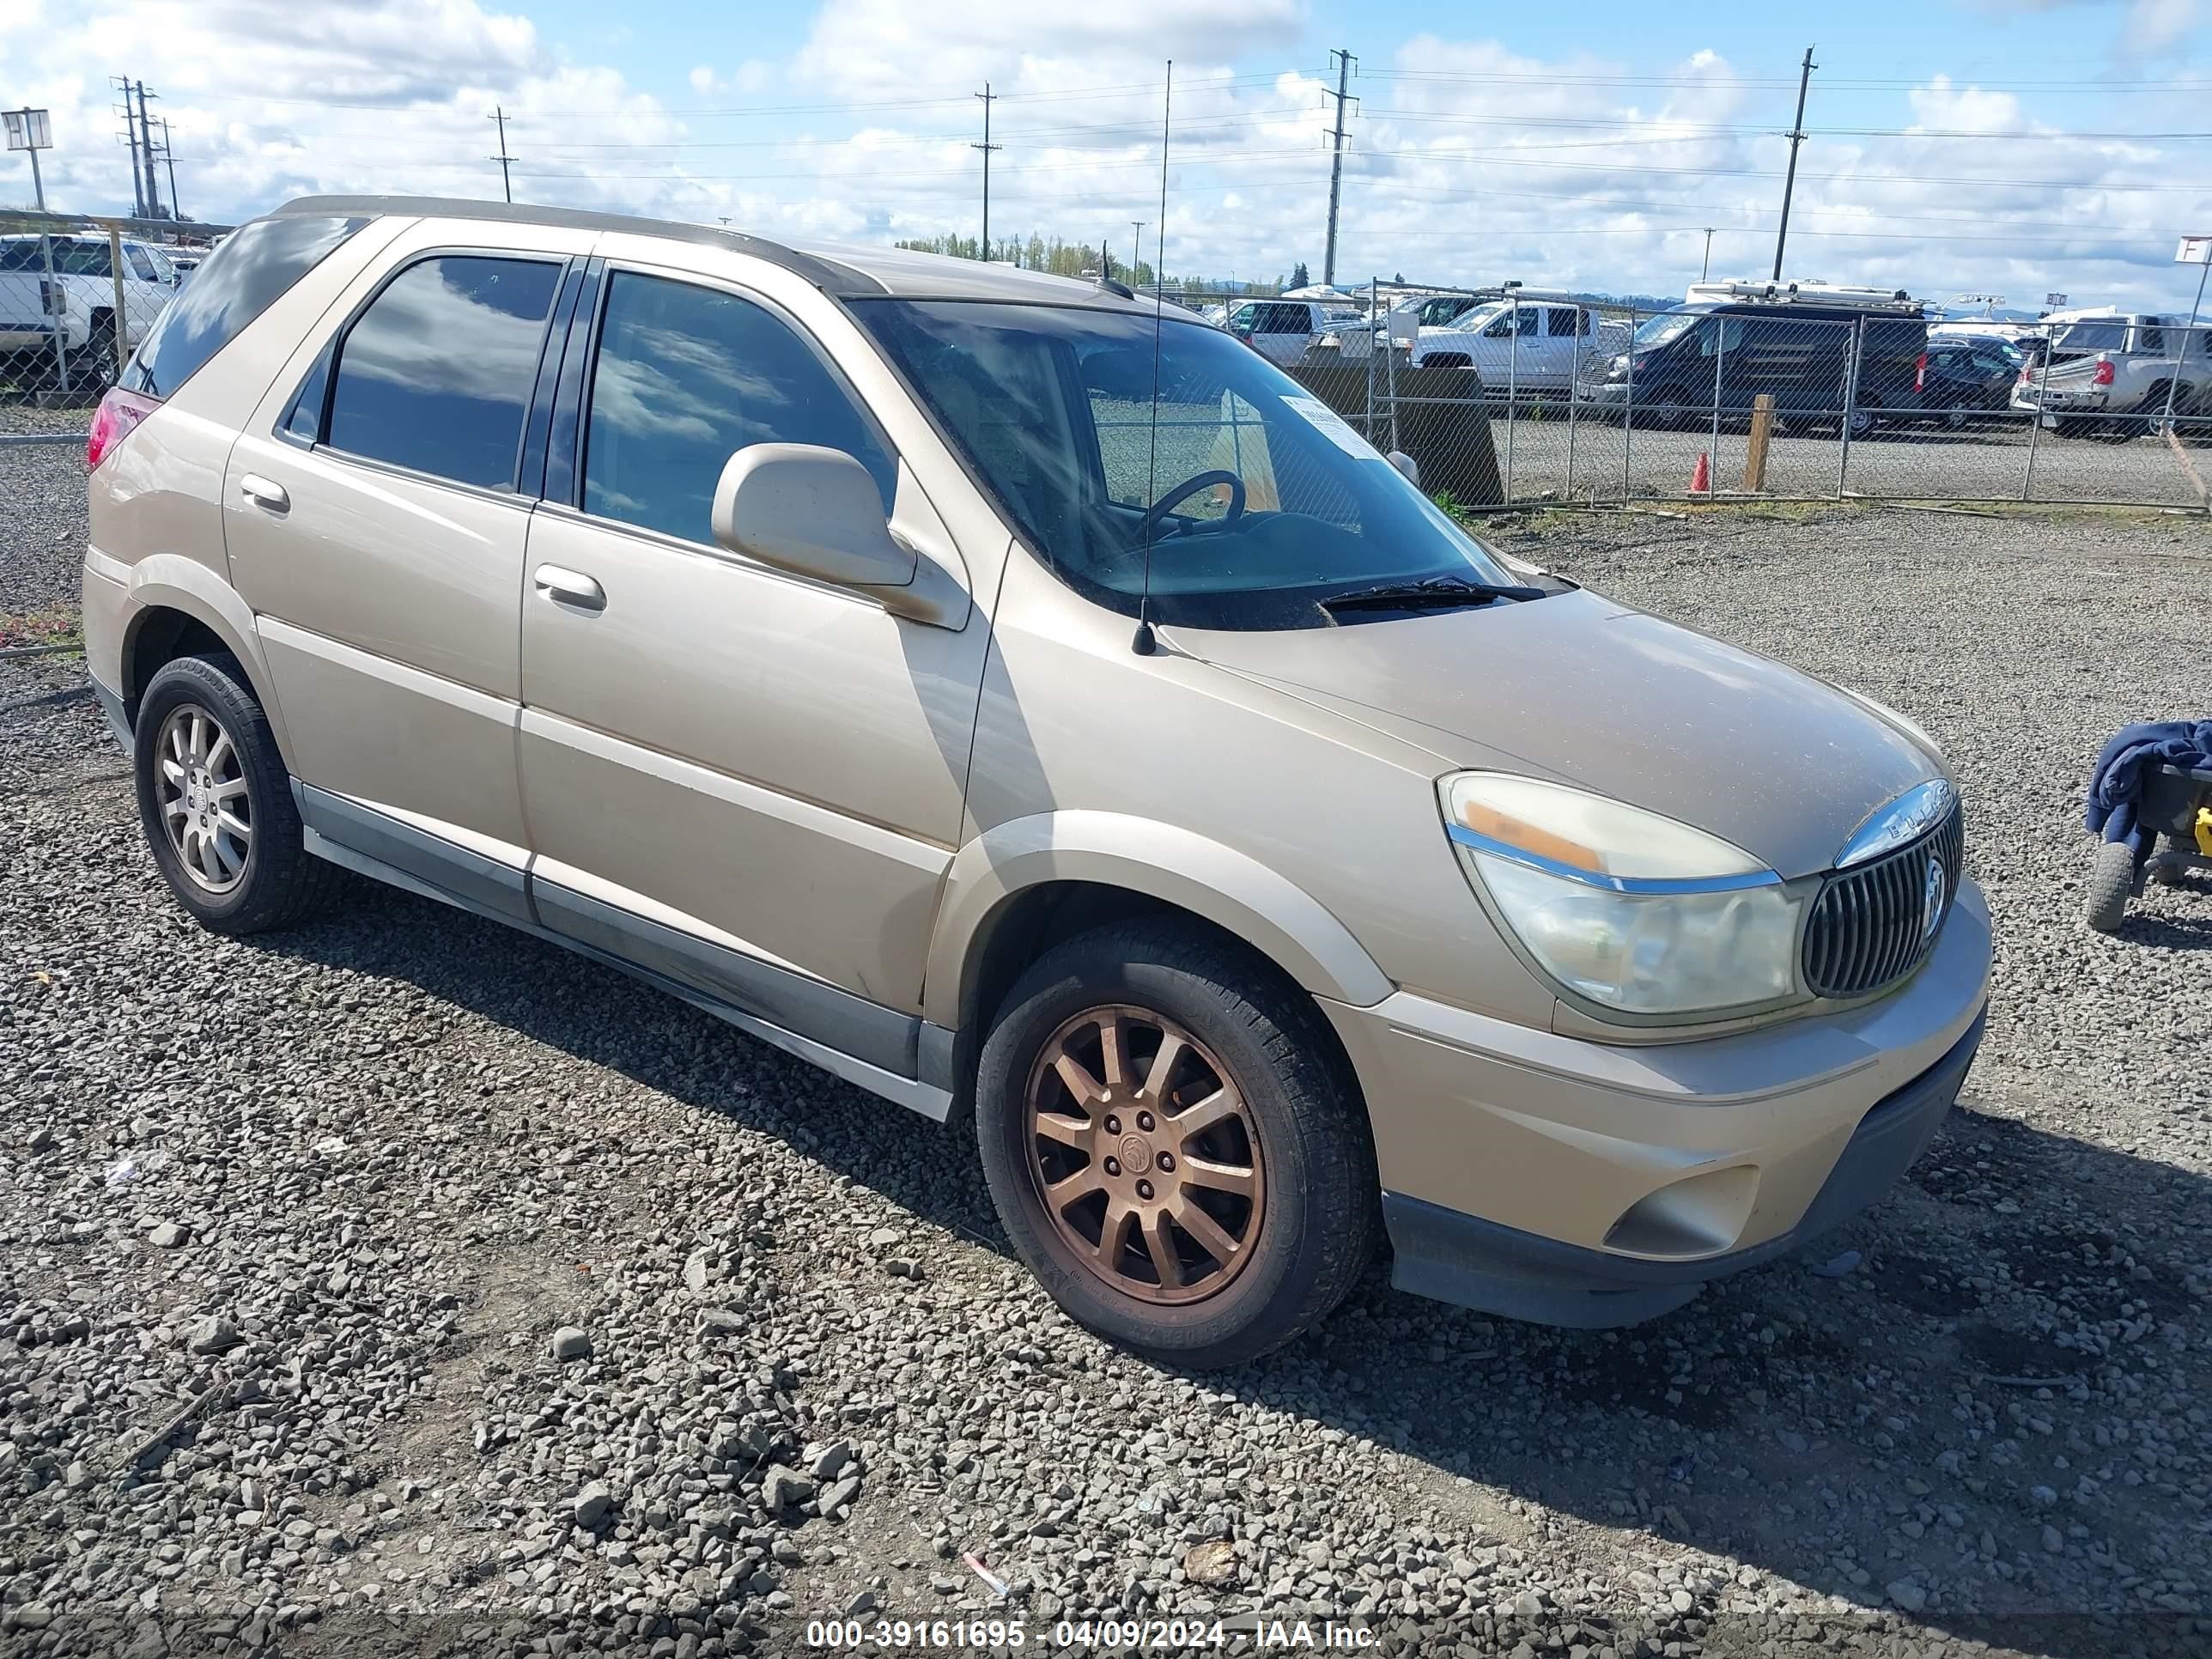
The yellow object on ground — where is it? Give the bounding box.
[2195,805,2212,856]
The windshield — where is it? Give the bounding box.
[854,298,1520,630]
[1440,302,1505,335]
[1632,309,1706,349]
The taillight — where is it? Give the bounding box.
[1915,351,1928,392]
[87,386,158,470]
[2091,356,2115,387]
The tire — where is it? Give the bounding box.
[2083,839,2135,933]
[2148,833,2193,888]
[1637,387,1693,430]
[133,653,343,934]
[1944,403,1972,432]
[975,919,1380,1369]
[84,313,119,389]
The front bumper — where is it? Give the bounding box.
[1322,878,1991,1328]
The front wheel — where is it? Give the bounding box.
[2083,839,2135,933]
[133,653,343,934]
[975,921,1380,1369]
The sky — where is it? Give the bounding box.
[3,0,2210,312]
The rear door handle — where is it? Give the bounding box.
[239,474,289,513]
[533,564,606,612]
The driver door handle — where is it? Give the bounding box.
[533,565,606,612]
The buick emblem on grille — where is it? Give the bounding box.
[1922,856,1948,944]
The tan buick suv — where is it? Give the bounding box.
[82,198,1990,1367]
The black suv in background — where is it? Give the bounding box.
[1591,291,1929,434]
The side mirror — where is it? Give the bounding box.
[1387,450,1420,488]
[712,444,915,592]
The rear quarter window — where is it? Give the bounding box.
[121,215,368,399]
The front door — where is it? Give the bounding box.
[516,263,986,1024]
[225,226,592,901]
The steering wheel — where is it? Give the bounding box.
[1138,471,1246,541]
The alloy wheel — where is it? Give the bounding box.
[155,702,252,893]
[1022,1005,1266,1306]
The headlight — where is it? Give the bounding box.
[1439,773,1804,1018]
[1838,685,1942,756]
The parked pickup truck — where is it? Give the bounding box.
[0,234,180,385]
[1407,299,1628,392]
[2011,309,2210,436]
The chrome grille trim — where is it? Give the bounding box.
[1802,804,1964,1000]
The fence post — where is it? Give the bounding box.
[1623,306,1637,502]
[1504,295,1518,507]
[106,224,130,378]
[1709,325,1725,493]
[1744,394,1775,492]
[2020,321,2050,502]
[1366,278,1378,447]
[1385,304,1400,454]
[1835,315,1863,500]
[1565,308,1582,501]
[36,232,72,395]
[2160,260,2207,434]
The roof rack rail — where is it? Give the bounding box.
[1686,278,1923,313]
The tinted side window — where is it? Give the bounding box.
[124,214,368,398]
[325,255,562,490]
[125,246,159,282]
[581,271,896,546]
[56,240,112,278]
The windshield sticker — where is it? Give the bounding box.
[1280,394,1383,461]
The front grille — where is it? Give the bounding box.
[1802,806,1965,1000]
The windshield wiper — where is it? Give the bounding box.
[1319,575,1548,615]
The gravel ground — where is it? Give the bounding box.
[3,488,2209,1659]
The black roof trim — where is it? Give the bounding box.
[264,196,887,296]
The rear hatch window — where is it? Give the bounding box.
[121,215,368,399]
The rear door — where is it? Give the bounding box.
[224,221,593,908]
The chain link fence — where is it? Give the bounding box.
[1165,281,2212,512]
[2,211,227,410]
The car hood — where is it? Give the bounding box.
[1170,587,1944,880]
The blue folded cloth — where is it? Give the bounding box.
[2085,720,2212,859]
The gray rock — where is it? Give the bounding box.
[1886,1579,1927,1613]
[2043,1525,2065,1553]
[185,1315,240,1355]
[572,1482,613,1528]
[26,1127,54,1154]
[762,1466,817,1510]
[147,1221,188,1249]
[809,1440,853,1480]
[550,1326,592,1362]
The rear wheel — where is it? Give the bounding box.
[975,920,1379,1369]
[2083,839,2135,933]
[133,653,343,934]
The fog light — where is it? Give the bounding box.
[1601,1166,1759,1259]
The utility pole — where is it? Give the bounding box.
[489,106,515,204]
[134,81,164,217]
[1771,46,1815,283]
[1322,47,1356,287]
[161,117,181,220]
[972,84,1000,259]
[1130,221,1146,280]
[1701,228,1714,282]
[112,76,144,218]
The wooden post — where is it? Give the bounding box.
[106,225,131,377]
[1743,393,1776,493]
